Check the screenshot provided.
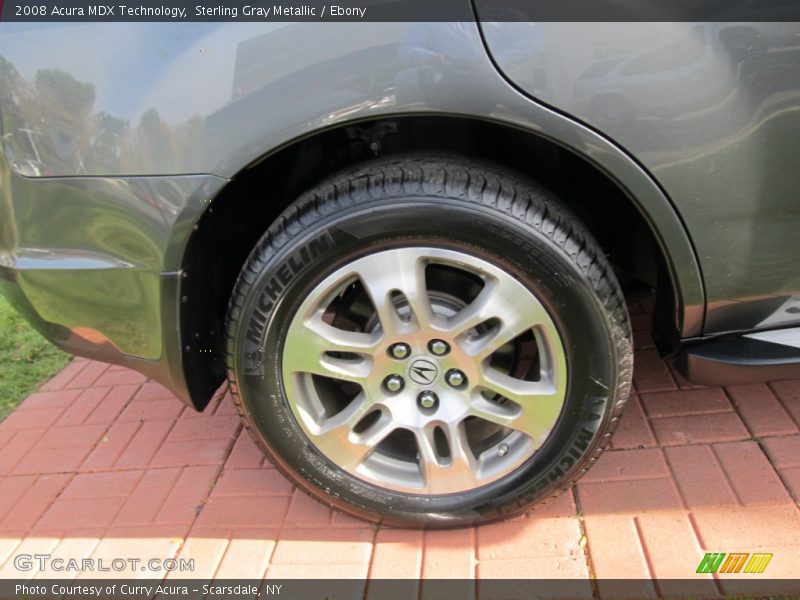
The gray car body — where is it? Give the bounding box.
[0,18,798,405]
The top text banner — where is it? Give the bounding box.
[3,0,800,22]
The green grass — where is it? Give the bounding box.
[0,294,70,420]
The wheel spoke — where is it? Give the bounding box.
[449,277,551,359]
[472,367,562,440]
[355,251,432,336]
[283,316,378,383]
[312,398,394,470]
[416,423,478,493]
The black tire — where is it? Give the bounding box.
[225,153,632,528]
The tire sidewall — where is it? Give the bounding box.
[231,197,621,526]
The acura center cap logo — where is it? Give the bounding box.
[409,358,439,385]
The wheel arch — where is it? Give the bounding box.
[175,112,703,410]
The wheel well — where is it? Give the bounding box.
[180,114,673,409]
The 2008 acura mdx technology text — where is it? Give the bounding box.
[1,8,799,527]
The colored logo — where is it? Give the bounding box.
[696,552,772,574]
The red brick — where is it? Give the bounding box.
[763,434,800,468]
[117,399,183,422]
[477,558,591,587]
[640,388,731,418]
[633,329,655,351]
[16,389,81,412]
[630,312,650,332]
[213,468,294,497]
[370,529,423,578]
[633,348,676,393]
[36,497,124,530]
[12,424,106,474]
[577,478,682,514]
[13,447,91,475]
[0,429,45,474]
[268,564,369,579]
[665,444,736,509]
[423,528,474,579]
[214,395,239,416]
[0,474,72,531]
[0,430,15,452]
[0,476,36,521]
[692,505,800,547]
[196,495,289,529]
[0,536,60,576]
[57,387,110,427]
[271,527,374,565]
[214,535,276,579]
[584,514,654,597]
[527,489,577,519]
[0,536,30,572]
[156,465,218,524]
[34,424,106,452]
[166,536,227,579]
[114,468,181,526]
[86,526,185,578]
[42,533,104,574]
[714,440,792,506]
[627,300,643,315]
[580,448,668,483]
[331,509,369,528]
[114,420,173,469]
[635,512,716,597]
[39,360,88,391]
[779,466,800,500]
[150,438,233,468]
[0,406,66,431]
[168,415,239,441]
[66,361,108,388]
[610,396,656,449]
[79,421,139,471]
[727,383,798,436]
[477,516,581,561]
[283,489,332,527]
[93,369,147,387]
[771,380,800,423]
[61,471,142,499]
[133,382,176,402]
[84,384,138,425]
[650,412,749,445]
[226,432,265,469]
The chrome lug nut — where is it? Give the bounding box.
[428,339,450,356]
[445,369,466,388]
[389,342,410,359]
[384,375,404,393]
[418,390,438,409]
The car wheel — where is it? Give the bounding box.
[225,153,632,527]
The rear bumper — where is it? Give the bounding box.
[0,156,227,405]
